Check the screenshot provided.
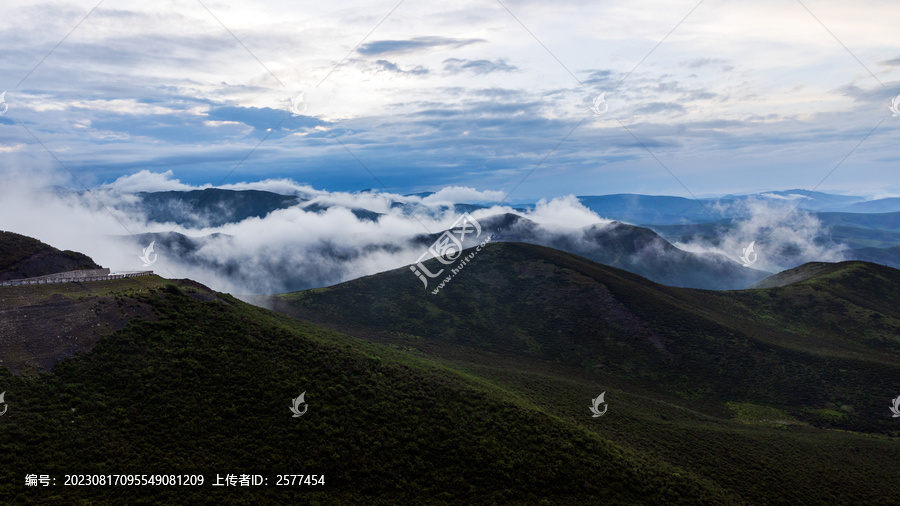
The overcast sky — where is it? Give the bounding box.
[1,0,899,200]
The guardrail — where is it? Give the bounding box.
[0,271,154,287]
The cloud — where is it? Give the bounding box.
[443,58,517,75]
[357,36,485,56]
[102,170,200,192]
[878,55,900,67]
[673,198,848,272]
[421,187,505,205]
[757,192,809,201]
[1,1,898,201]
[0,173,621,295]
[682,58,728,69]
[375,60,429,76]
[516,195,610,230]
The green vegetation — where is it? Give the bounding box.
[272,244,900,434]
[725,402,805,427]
[0,230,100,280]
[1,278,729,504]
[2,241,899,503]
[265,242,900,503]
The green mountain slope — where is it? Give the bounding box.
[2,239,899,504]
[262,242,900,503]
[0,231,101,281]
[0,276,729,504]
[269,244,899,423]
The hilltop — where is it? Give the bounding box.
[0,231,101,281]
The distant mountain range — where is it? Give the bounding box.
[66,187,900,229]
[126,211,772,293]
[47,187,900,290]
[576,191,900,224]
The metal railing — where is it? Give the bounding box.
[0,271,154,287]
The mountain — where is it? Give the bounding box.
[845,197,900,213]
[848,245,900,270]
[134,188,303,227]
[577,194,716,224]
[118,213,771,294]
[576,191,874,225]
[2,236,899,503]
[718,189,865,211]
[434,213,772,289]
[267,244,899,425]
[0,231,101,281]
[258,243,900,503]
[648,211,900,270]
[848,246,900,269]
[0,251,733,504]
[814,211,900,231]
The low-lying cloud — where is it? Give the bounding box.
[0,171,854,295]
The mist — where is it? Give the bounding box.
[0,170,849,295]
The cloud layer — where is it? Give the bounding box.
[0,0,898,201]
[0,171,858,295]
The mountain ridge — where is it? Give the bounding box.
[0,231,101,281]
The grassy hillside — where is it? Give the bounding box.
[270,244,899,429]
[0,231,100,281]
[2,241,899,503]
[263,242,900,503]
[0,276,728,504]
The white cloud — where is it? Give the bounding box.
[102,170,201,193]
[0,174,626,294]
[421,186,505,205]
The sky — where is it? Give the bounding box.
[1,0,899,202]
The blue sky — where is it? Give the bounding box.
[1,0,899,200]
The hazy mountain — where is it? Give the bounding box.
[847,245,900,270]
[119,212,770,294]
[134,188,303,227]
[813,211,900,231]
[421,213,772,290]
[576,191,895,225]
[717,189,865,211]
[0,231,101,281]
[845,197,900,213]
[577,194,716,224]
[646,211,900,271]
